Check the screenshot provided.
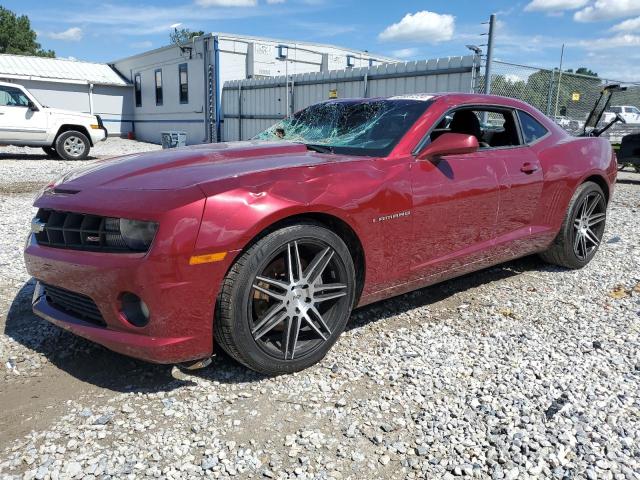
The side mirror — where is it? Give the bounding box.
[417,133,479,161]
[27,100,39,112]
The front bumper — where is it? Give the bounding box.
[94,115,108,142]
[24,235,228,364]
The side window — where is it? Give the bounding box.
[610,107,621,114]
[134,74,142,108]
[179,63,188,104]
[431,108,521,149]
[517,110,548,144]
[155,69,163,106]
[0,86,30,107]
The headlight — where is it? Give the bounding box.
[119,219,158,251]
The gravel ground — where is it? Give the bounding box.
[0,146,638,480]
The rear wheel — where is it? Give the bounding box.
[214,223,356,375]
[55,130,90,160]
[539,181,607,269]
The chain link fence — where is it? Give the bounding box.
[476,60,640,141]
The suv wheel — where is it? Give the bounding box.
[214,223,356,375]
[55,130,90,160]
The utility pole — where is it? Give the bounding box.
[483,14,496,95]
[554,44,565,118]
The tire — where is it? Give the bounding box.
[214,223,356,375]
[41,146,59,158]
[539,181,607,269]
[55,130,90,160]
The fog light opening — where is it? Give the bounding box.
[120,292,150,327]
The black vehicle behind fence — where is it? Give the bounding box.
[581,84,640,172]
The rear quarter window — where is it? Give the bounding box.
[517,110,549,144]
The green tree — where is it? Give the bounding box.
[170,28,205,46]
[567,67,598,77]
[0,6,54,57]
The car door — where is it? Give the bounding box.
[410,148,501,283]
[0,85,48,143]
[491,109,545,256]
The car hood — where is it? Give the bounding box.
[52,140,351,191]
[44,107,95,120]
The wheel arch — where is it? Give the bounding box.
[227,211,366,307]
[55,125,93,146]
[582,174,609,202]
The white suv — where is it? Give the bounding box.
[602,105,640,125]
[0,81,107,160]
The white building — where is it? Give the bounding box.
[0,54,133,136]
[113,32,396,144]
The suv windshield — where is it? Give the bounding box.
[255,99,431,157]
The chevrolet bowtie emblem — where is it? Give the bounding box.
[30,218,46,234]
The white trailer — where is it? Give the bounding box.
[113,33,396,144]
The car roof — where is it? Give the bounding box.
[321,93,542,111]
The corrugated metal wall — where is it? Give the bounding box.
[222,55,478,141]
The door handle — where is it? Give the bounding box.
[520,162,538,174]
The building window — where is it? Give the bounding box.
[179,63,188,104]
[134,73,142,107]
[155,69,163,106]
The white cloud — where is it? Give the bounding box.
[392,47,419,59]
[505,74,524,83]
[45,27,83,41]
[524,0,589,11]
[575,0,640,21]
[45,3,273,39]
[378,11,455,43]
[130,40,153,49]
[579,33,640,48]
[611,16,640,31]
[293,21,355,37]
[195,0,256,6]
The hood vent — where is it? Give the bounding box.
[52,187,80,195]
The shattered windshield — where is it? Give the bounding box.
[255,99,431,157]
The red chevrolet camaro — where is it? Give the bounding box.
[24,93,617,375]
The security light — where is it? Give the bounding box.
[466,45,482,55]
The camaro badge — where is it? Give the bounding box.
[373,210,411,223]
[30,219,46,234]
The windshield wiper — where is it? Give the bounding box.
[305,144,334,154]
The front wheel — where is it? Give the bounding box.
[214,223,356,375]
[539,181,607,269]
[55,130,90,160]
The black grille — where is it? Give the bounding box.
[33,209,141,253]
[41,282,106,327]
